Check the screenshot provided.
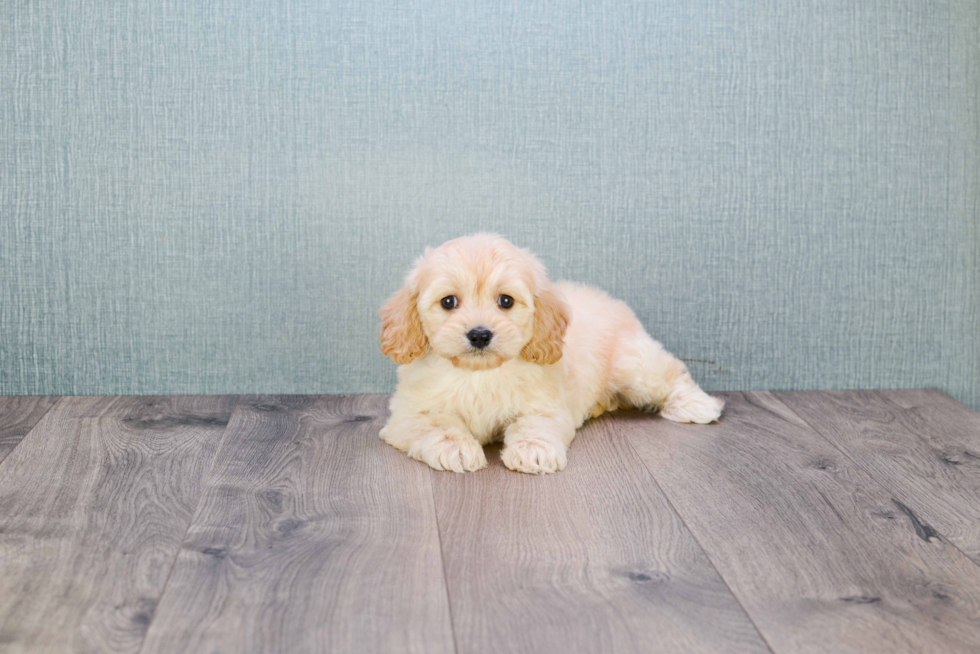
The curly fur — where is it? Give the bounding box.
[520,285,570,365]
[380,275,427,365]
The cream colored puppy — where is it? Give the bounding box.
[378,234,723,474]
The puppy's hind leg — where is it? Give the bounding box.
[659,370,724,424]
[612,333,723,424]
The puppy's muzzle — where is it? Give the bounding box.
[466,327,493,349]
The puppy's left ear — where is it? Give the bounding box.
[520,284,571,365]
[380,275,428,364]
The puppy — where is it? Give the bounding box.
[378,234,723,474]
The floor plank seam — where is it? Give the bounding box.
[769,392,980,573]
[427,468,462,654]
[0,395,64,469]
[620,418,778,654]
[134,394,243,654]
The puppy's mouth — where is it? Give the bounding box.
[449,349,507,371]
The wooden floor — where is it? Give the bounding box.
[1,391,979,653]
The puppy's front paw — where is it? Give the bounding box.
[412,433,487,473]
[661,389,724,424]
[501,439,567,475]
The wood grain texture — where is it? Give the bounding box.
[432,416,771,654]
[140,395,455,654]
[777,389,980,565]
[0,395,235,654]
[624,392,980,654]
[0,396,59,463]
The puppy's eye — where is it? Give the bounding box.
[440,295,458,310]
[497,294,514,310]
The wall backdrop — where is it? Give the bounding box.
[2,1,978,409]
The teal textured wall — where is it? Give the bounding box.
[2,1,978,409]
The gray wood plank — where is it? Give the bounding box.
[0,396,60,464]
[141,395,455,654]
[777,389,980,566]
[432,416,771,654]
[624,392,980,654]
[0,395,236,654]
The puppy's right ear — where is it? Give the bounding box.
[380,275,428,364]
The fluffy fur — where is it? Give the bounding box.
[379,234,723,474]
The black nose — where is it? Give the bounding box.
[467,328,493,349]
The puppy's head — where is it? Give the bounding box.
[380,234,570,370]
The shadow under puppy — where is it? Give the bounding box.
[379,234,723,474]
